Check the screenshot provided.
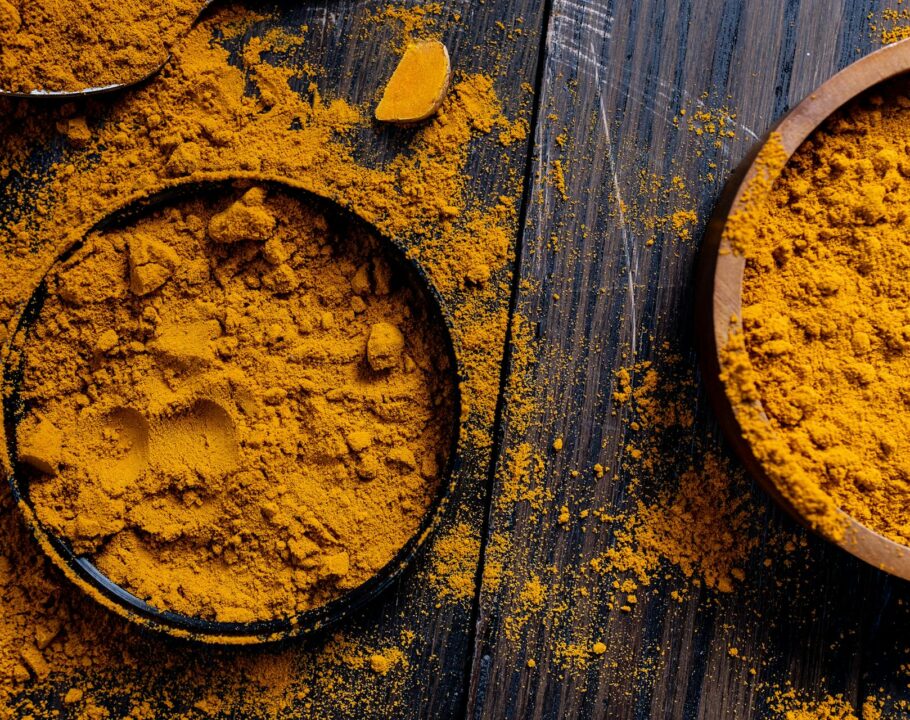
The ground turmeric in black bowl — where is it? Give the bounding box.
[7,182,459,632]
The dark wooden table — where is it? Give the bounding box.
[5,1,910,718]
[468,1,909,717]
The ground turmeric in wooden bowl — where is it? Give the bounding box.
[1,177,461,643]
[698,37,910,580]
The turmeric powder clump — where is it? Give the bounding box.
[0,0,207,93]
[14,185,457,622]
[723,84,910,545]
[375,40,452,124]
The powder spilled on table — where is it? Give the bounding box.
[0,2,530,715]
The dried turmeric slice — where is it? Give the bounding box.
[375,40,451,124]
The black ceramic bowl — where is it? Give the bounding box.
[1,176,462,644]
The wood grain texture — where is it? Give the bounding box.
[468,1,910,719]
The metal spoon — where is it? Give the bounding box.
[0,0,217,99]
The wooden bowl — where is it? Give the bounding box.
[696,37,910,580]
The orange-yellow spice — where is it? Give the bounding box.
[0,3,528,715]
[723,85,910,545]
[14,186,456,622]
[0,0,207,93]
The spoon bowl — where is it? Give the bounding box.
[0,0,217,99]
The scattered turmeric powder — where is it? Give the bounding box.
[768,688,886,720]
[870,7,910,45]
[595,452,756,595]
[0,0,207,93]
[723,82,910,545]
[375,40,451,124]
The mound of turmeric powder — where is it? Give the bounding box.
[0,0,206,93]
[723,83,910,545]
[13,184,457,622]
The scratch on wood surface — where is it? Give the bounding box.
[560,0,613,22]
[541,0,617,85]
[548,13,761,147]
[589,40,638,358]
[534,45,554,257]
[557,0,614,45]
[549,1,613,62]
[314,6,333,33]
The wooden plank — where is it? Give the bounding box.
[0,1,546,718]
[468,1,909,719]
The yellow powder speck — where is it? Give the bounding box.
[670,208,698,240]
[871,7,910,45]
[429,523,481,603]
[768,688,880,720]
[550,159,568,200]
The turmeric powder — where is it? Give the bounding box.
[723,83,910,545]
[768,688,884,720]
[0,0,207,93]
[13,185,456,622]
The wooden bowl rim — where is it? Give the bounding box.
[706,37,910,579]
